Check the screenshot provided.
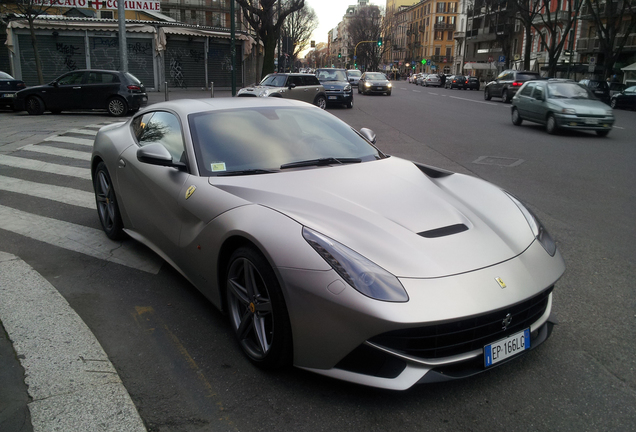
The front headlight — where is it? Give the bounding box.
[344,84,352,92]
[561,108,576,115]
[302,227,409,302]
[506,193,557,256]
[388,82,393,88]
[365,82,371,87]
[605,109,613,116]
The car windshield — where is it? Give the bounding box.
[317,70,348,81]
[548,83,591,99]
[366,73,386,80]
[587,81,609,90]
[517,73,541,81]
[189,106,382,176]
[0,71,13,79]
[260,75,287,87]
[348,70,361,77]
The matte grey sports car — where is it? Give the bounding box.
[91,98,565,390]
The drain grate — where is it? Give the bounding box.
[473,156,524,167]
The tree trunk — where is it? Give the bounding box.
[261,31,277,78]
[28,18,44,84]
[524,24,532,71]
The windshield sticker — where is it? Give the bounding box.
[211,162,227,172]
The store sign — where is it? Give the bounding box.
[32,0,161,11]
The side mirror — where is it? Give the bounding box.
[50,81,59,87]
[288,83,296,89]
[137,143,186,170]
[359,128,376,144]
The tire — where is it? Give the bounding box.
[107,96,128,117]
[484,88,492,100]
[502,89,511,103]
[25,96,45,115]
[387,91,392,96]
[93,161,125,240]
[610,99,617,109]
[511,107,523,126]
[346,98,353,109]
[358,86,361,94]
[314,95,327,109]
[596,129,610,137]
[226,246,293,369]
[546,114,558,135]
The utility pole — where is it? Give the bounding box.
[118,0,128,72]
[231,0,236,96]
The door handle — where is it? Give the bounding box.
[73,86,81,89]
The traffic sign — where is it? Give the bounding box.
[499,56,505,63]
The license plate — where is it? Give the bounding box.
[376,87,383,90]
[2,93,15,98]
[585,118,599,124]
[328,96,337,100]
[484,328,530,367]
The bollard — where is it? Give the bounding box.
[164,82,169,101]
[210,82,214,98]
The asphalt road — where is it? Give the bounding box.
[0,85,635,432]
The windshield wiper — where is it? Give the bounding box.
[216,169,278,176]
[280,157,362,170]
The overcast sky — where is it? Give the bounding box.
[304,0,386,47]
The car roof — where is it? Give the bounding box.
[139,97,314,118]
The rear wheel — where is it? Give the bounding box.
[25,96,45,115]
[511,107,523,126]
[107,96,128,117]
[502,89,511,103]
[610,99,617,109]
[484,88,492,100]
[93,161,125,240]
[546,114,558,135]
[314,95,327,110]
[226,247,292,369]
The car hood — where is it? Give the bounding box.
[320,81,349,90]
[550,98,610,114]
[237,85,281,97]
[366,80,390,85]
[210,157,537,278]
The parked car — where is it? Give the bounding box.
[316,68,354,108]
[0,71,27,109]
[14,69,147,116]
[609,85,636,110]
[415,73,426,86]
[92,97,565,390]
[445,75,466,89]
[484,70,542,103]
[347,69,362,87]
[465,76,480,90]
[609,82,626,97]
[237,73,327,109]
[511,79,614,136]
[423,74,441,87]
[358,72,392,95]
[578,79,611,104]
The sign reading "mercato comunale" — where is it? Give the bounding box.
[32,0,161,11]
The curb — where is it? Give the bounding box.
[0,251,146,432]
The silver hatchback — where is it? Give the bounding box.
[511,79,615,137]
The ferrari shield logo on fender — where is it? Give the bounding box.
[495,277,507,289]
[185,185,196,200]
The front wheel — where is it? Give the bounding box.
[93,161,125,240]
[511,107,523,126]
[26,96,45,115]
[484,88,492,100]
[314,95,327,110]
[226,247,293,369]
[107,96,128,117]
[546,114,558,135]
[346,98,353,109]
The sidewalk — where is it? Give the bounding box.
[147,88,234,105]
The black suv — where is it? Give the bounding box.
[578,79,610,105]
[484,70,542,103]
[315,68,354,108]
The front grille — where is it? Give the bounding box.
[369,287,552,359]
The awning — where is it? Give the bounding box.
[464,62,496,70]
[621,62,636,71]
[8,19,155,33]
[162,26,249,41]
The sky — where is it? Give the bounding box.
[304,0,386,47]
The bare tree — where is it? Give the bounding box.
[583,0,636,79]
[235,0,305,79]
[347,5,385,71]
[281,2,318,68]
[509,0,542,70]
[1,0,55,84]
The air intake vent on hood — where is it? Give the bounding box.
[418,224,468,238]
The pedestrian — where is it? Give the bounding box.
[440,74,446,86]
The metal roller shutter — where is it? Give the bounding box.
[18,34,86,85]
[164,40,206,89]
[0,30,10,74]
[89,36,154,88]
[208,41,243,88]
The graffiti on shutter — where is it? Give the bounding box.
[18,34,86,84]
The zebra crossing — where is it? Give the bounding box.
[0,123,162,274]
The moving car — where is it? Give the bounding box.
[609,85,636,110]
[347,69,362,87]
[484,70,542,103]
[237,73,327,109]
[423,74,441,87]
[92,97,565,390]
[358,72,392,95]
[578,79,610,105]
[465,76,480,90]
[0,71,26,109]
[14,69,147,116]
[315,68,354,108]
[445,75,466,89]
[511,79,614,136]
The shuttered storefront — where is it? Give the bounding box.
[89,36,155,89]
[164,40,206,89]
[208,40,242,88]
[18,34,87,85]
[0,29,10,74]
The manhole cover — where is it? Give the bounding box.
[473,156,524,167]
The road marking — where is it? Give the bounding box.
[67,129,98,136]
[44,135,94,146]
[0,155,92,179]
[428,92,439,95]
[613,126,624,129]
[413,90,422,93]
[0,175,95,209]
[0,205,162,274]
[449,95,500,106]
[20,144,91,161]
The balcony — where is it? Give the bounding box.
[577,34,636,52]
[434,23,456,31]
[454,31,466,39]
[430,55,454,63]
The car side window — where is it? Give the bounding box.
[289,76,303,87]
[496,71,507,81]
[302,76,320,86]
[520,83,535,96]
[137,111,186,162]
[533,85,544,100]
[57,72,85,86]
[88,72,119,84]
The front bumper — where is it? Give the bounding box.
[0,92,17,107]
[363,85,391,93]
[555,113,614,131]
[325,91,353,104]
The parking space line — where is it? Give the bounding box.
[449,96,501,106]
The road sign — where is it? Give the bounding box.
[488,56,494,62]
[499,56,505,63]
[589,56,596,64]
[353,56,357,60]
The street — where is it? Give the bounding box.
[1,85,635,432]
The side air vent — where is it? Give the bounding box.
[414,162,454,178]
[418,223,468,238]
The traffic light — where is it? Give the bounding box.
[378,37,382,47]
[421,59,427,65]
[338,51,341,58]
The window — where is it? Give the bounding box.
[533,85,544,100]
[435,47,441,56]
[446,47,452,57]
[520,83,535,96]
[437,2,446,13]
[448,31,454,40]
[57,72,84,85]
[87,72,119,84]
[136,112,186,163]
